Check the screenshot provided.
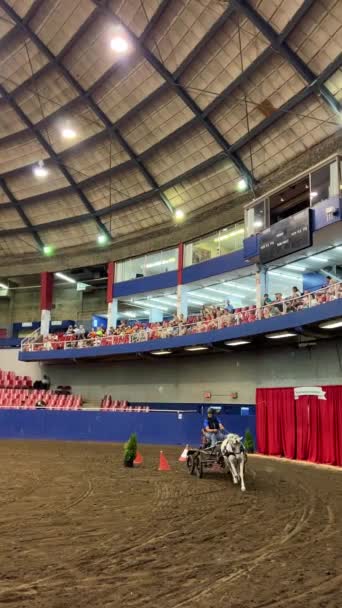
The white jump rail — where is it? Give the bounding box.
[21,282,342,353]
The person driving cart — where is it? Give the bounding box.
[203,407,226,447]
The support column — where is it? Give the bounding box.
[107,262,118,329]
[176,242,188,318]
[40,272,53,337]
[256,265,267,310]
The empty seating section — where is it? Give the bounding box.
[100,396,149,412]
[0,388,83,410]
[0,369,32,388]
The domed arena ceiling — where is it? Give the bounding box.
[0,0,340,267]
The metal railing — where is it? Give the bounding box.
[21,282,342,353]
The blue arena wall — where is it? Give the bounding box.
[0,409,256,446]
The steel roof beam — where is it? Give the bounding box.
[0,0,176,215]
[91,0,256,190]
[0,177,44,249]
[231,0,341,115]
[0,0,44,50]
[0,81,112,240]
[1,48,340,219]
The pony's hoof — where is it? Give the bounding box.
[241,487,246,492]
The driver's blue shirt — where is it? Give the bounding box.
[203,416,222,430]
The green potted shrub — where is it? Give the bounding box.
[124,433,137,467]
[244,428,254,453]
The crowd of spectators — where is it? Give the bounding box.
[22,278,342,352]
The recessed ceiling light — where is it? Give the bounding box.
[224,339,251,346]
[184,345,209,351]
[151,350,171,355]
[33,160,48,178]
[319,319,342,329]
[61,126,76,139]
[110,36,129,53]
[55,272,76,284]
[266,332,297,339]
[237,178,248,192]
[310,256,328,263]
[285,264,306,271]
[310,191,318,198]
[174,208,185,221]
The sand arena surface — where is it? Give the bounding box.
[0,440,341,608]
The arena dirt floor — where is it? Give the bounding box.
[0,441,341,608]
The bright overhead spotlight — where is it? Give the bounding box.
[43,244,54,256]
[174,208,185,221]
[97,234,108,245]
[224,339,251,346]
[151,350,171,355]
[110,36,129,53]
[237,178,248,192]
[0,282,8,290]
[55,272,76,284]
[184,345,209,351]
[253,220,263,228]
[266,332,297,339]
[61,126,76,139]
[319,319,342,330]
[33,160,48,178]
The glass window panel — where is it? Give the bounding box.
[218,224,244,255]
[310,164,330,205]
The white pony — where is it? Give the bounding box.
[221,433,247,492]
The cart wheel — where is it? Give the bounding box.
[195,455,203,479]
[187,454,195,475]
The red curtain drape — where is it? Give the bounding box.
[256,388,295,458]
[256,385,342,467]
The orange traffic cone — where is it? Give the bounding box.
[134,451,143,465]
[158,450,171,471]
[178,444,189,462]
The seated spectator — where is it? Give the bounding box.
[65,325,75,335]
[225,299,235,313]
[36,398,46,409]
[263,293,272,305]
[273,293,284,313]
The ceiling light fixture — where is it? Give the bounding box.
[285,264,306,272]
[33,160,48,178]
[224,339,251,346]
[319,319,342,330]
[110,35,129,53]
[184,345,209,351]
[55,272,76,284]
[97,234,108,245]
[266,332,297,339]
[43,244,54,256]
[253,220,263,228]
[0,282,8,290]
[310,256,328,263]
[174,208,185,221]
[151,350,171,355]
[237,178,248,192]
[310,191,318,198]
[61,126,76,139]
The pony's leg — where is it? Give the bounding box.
[228,455,239,484]
[239,454,246,492]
